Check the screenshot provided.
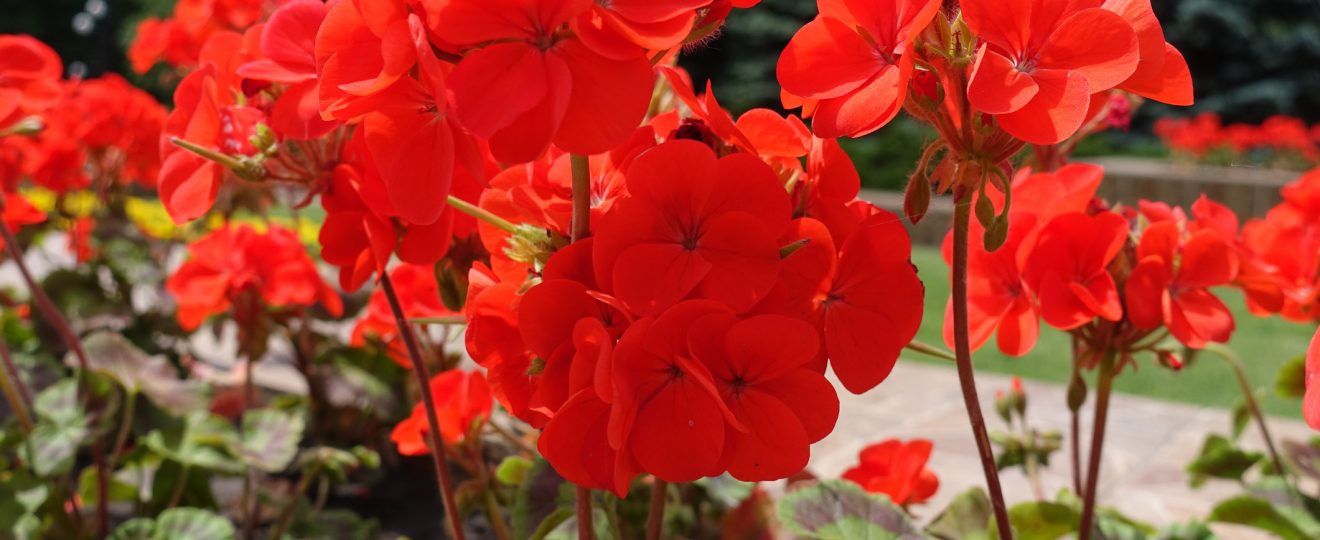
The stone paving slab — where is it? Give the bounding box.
[808,361,1315,537]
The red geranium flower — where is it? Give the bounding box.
[166,224,343,331]
[962,0,1141,144]
[593,140,790,316]
[1102,0,1194,106]
[0,35,62,131]
[691,313,839,481]
[1023,212,1129,330]
[430,0,654,163]
[238,0,337,140]
[776,0,942,137]
[0,192,46,251]
[815,212,924,393]
[608,301,741,482]
[842,439,939,506]
[572,0,710,60]
[1126,221,1238,348]
[391,369,493,453]
[351,263,455,367]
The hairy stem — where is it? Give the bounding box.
[380,271,467,540]
[905,340,957,362]
[446,195,517,234]
[109,391,137,466]
[1205,344,1295,490]
[646,479,667,540]
[951,187,1014,540]
[576,486,594,540]
[570,155,591,243]
[1078,353,1116,540]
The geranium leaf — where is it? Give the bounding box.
[153,507,236,540]
[776,480,928,539]
[926,488,992,540]
[142,412,241,473]
[1186,434,1262,487]
[996,501,1078,540]
[1208,496,1311,540]
[1276,355,1307,399]
[238,408,305,473]
[73,332,210,415]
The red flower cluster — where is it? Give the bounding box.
[943,164,1242,363]
[392,369,493,453]
[1238,168,1320,321]
[128,0,272,74]
[842,439,939,506]
[351,263,456,368]
[461,135,923,493]
[1306,327,1320,430]
[165,224,342,331]
[1156,112,1320,165]
[777,0,1192,144]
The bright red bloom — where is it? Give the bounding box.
[1023,212,1129,330]
[1306,327,1320,431]
[691,313,839,481]
[165,224,343,331]
[814,212,924,393]
[0,35,62,131]
[238,0,337,141]
[464,264,548,427]
[127,0,267,73]
[608,301,741,482]
[1101,0,1194,106]
[572,0,710,60]
[842,439,939,506]
[429,0,655,163]
[0,192,46,251]
[593,140,790,316]
[314,0,416,120]
[1126,221,1238,348]
[391,369,494,453]
[776,0,942,137]
[963,0,1141,144]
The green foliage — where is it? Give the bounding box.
[1185,434,1263,487]
[238,408,305,473]
[776,480,927,539]
[108,507,235,540]
[926,488,992,540]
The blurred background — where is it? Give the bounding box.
[4,0,1320,191]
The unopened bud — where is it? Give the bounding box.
[249,123,277,154]
[983,215,1009,251]
[975,191,996,229]
[1067,373,1087,412]
[904,170,932,224]
[1158,350,1183,371]
[0,115,44,137]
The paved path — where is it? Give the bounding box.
[808,361,1315,537]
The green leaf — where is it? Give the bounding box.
[1276,355,1307,398]
[153,507,236,540]
[26,420,88,476]
[1153,520,1215,540]
[78,465,139,505]
[108,519,156,540]
[1284,438,1320,482]
[142,412,241,473]
[1208,495,1311,540]
[997,501,1079,540]
[34,379,82,424]
[926,488,991,540]
[238,408,305,473]
[512,458,570,540]
[496,456,533,486]
[1230,397,1250,440]
[776,480,928,539]
[696,474,755,509]
[74,332,210,415]
[0,472,49,540]
[1186,434,1263,487]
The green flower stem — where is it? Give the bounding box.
[1203,343,1294,490]
[446,195,518,234]
[905,340,957,362]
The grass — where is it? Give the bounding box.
[907,245,1314,419]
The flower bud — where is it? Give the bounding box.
[983,215,1009,251]
[503,224,569,271]
[904,170,932,224]
[975,190,996,229]
[1067,373,1087,412]
[0,115,44,137]
[1158,350,1184,371]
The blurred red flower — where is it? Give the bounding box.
[842,439,939,506]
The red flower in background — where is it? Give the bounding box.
[429,0,654,163]
[962,0,1141,144]
[1023,212,1129,330]
[592,140,790,316]
[0,35,62,130]
[776,0,942,138]
[352,264,455,367]
[0,192,46,250]
[166,224,342,331]
[392,369,493,453]
[842,439,939,506]
[1125,220,1238,348]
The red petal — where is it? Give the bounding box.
[629,379,727,482]
[995,69,1091,145]
[1037,8,1139,91]
[960,0,1034,54]
[968,46,1038,115]
[613,243,712,316]
[552,40,653,156]
[1304,328,1320,430]
[1124,256,1170,330]
[811,58,909,138]
[759,369,839,443]
[696,213,782,313]
[777,16,882,100]
[1121,42,1193,106]
[1177,229,1237,289]
[722,391,810,481]
[449,43,552,140]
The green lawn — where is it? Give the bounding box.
[907,246,1314,419]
